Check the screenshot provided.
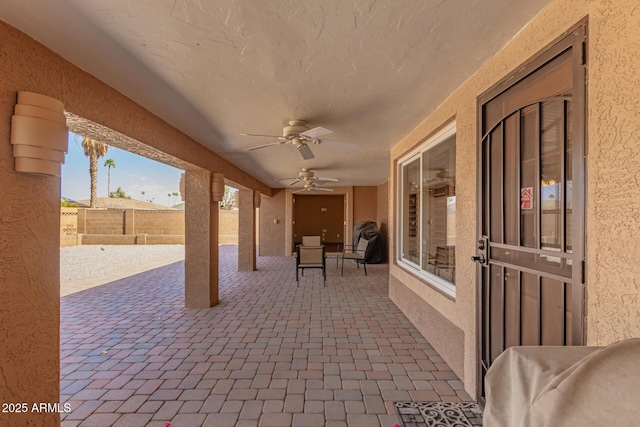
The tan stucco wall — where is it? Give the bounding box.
[259,189,287,256]
[237,189,257,271]
[183,169,215,307]
[0,137,60,425]
[353,186,378,226]
[586,0,640,344]
[389,0,640,397]
[0,27,61,427]
[0,21,270,423]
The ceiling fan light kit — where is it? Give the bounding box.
[292,182,335,193]
[277,168,340,189]
[282,120,309,138]
[243,119,358,160]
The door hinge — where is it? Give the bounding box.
[581,40,587,66]
[580,259,586,284]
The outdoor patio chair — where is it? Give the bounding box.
[341,238,369,276]
[302,235,321,246]
[296,244,326,286]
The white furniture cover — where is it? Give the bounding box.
[483,338,640,426]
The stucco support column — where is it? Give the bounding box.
[184,169,219,307]
[0,93,62,426]
[209,204,219,305]
[237,189,257,271]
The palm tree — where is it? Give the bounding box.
[81,137,108,208]
[104,158,116,197]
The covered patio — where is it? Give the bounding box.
[61,246,470,427]
[2,1,640,425]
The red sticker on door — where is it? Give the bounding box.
[521,187,533,209]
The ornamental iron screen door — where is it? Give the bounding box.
[474,23,587,400]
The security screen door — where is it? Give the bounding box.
[475,24,587,398]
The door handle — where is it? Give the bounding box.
[473,237,489,265]
[471,255,485,263]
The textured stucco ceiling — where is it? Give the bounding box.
[0,0,551,189]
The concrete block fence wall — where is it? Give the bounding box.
[77,208,184,235]
[62,207,250,246]
[219,208,240,244]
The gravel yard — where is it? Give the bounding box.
[60,244,185,296]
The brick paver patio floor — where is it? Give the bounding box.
[61,245,472,427]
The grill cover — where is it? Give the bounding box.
[353,221,383,264]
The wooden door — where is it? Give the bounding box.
[293,195,345,251]
[475,24,587,399]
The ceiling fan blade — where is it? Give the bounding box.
[318,139,359,150]
[317,187,334,192]
[287,179,303,186]
[316,176,339,182]
[297,143,314,160]
[301,126,333,139]
[244,141,285,152]
[241,133,285,139]
[436,171,454,179]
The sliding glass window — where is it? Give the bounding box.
[397,123,456,296]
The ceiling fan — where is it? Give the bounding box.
[277,168,339,186]
[425,169,455,187]
[292,183,334,193]
[242,120,358,160]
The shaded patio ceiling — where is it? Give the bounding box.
[0,0,551,188]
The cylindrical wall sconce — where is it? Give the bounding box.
[254,191,261,208]
[211,173,224,202]
[11,91,68,176]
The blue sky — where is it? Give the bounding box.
[62,132,184,206]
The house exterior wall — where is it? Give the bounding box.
[353,186,378,226]
[280,186,382,256]
[0,21,268,425]
[377,181,389,262]
[258,189,287,256]
[0,25,63,427]
[389,0,640,398]
[237,189,257,271]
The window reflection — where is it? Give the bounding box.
[402,158,420,265]
[421,135,456,283]
[398,125,457,291]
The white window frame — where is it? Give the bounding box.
[397,121,457,297]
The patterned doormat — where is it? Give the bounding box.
[395,401,483,426]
